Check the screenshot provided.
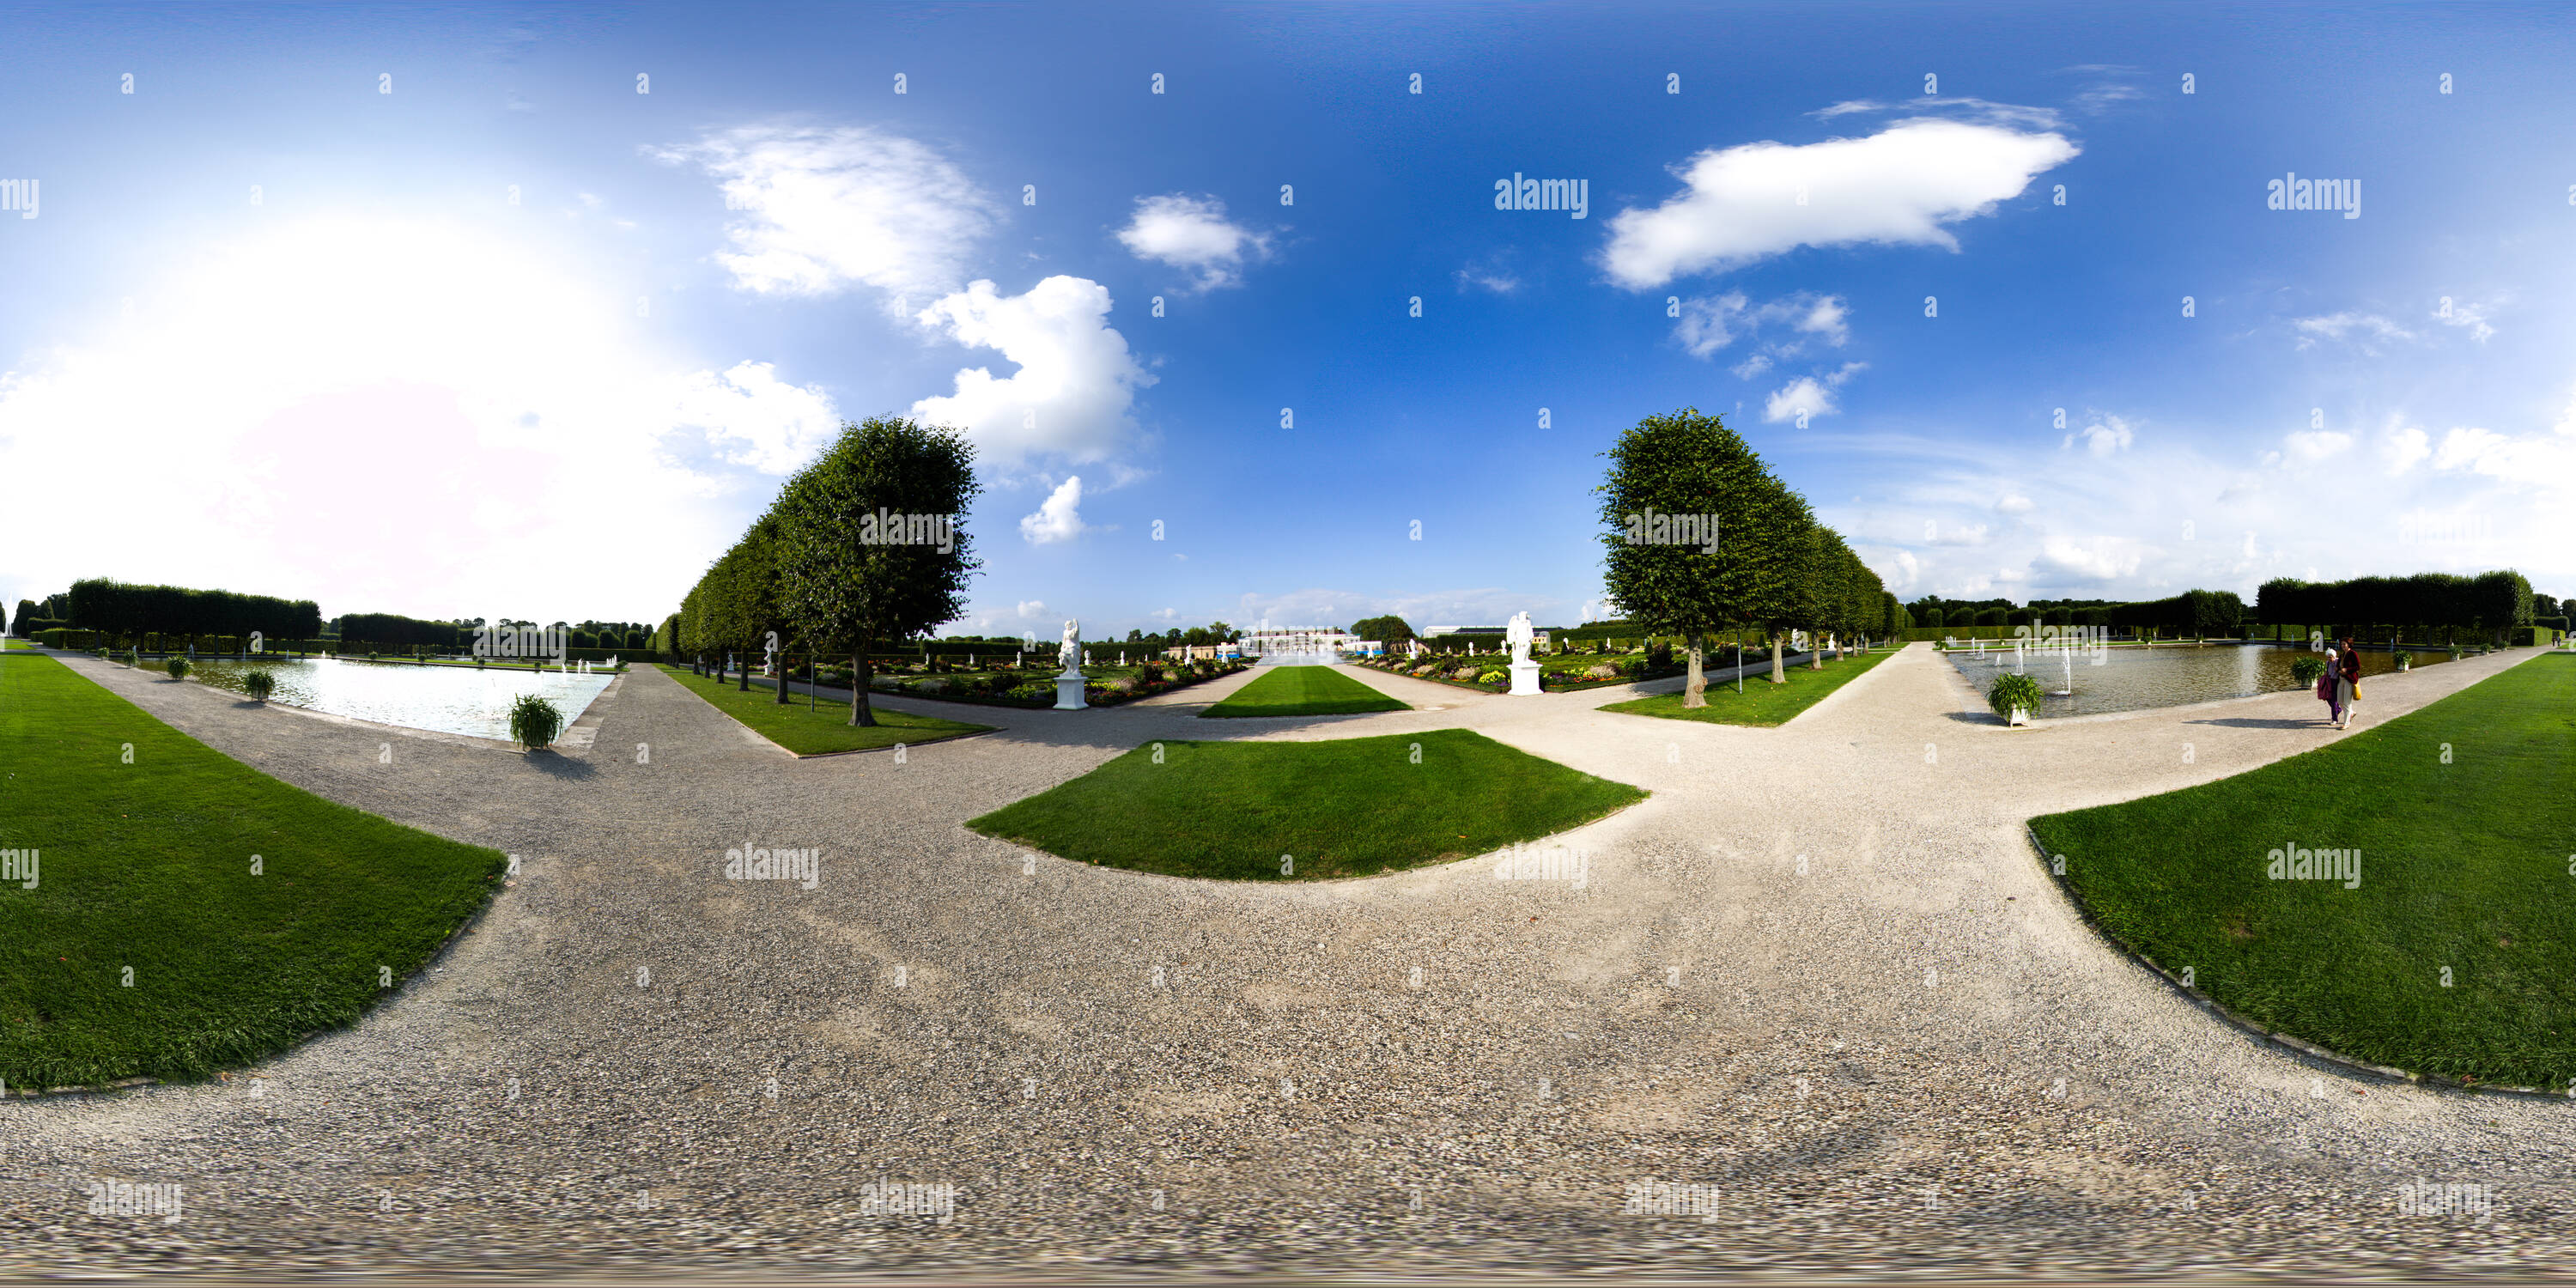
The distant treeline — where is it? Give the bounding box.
[60,578,322,641]
[2256,571,2532,636]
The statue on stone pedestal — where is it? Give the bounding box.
[1060,619,1082,674]
[1054,618,1090,710]
[1506,612,1534,665]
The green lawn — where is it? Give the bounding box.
[0,655,507,1088]
[2,638,33,650]
[967,728,1644,880]
[656,664,992,755]
[1598,647,1896,727]
[2031,652,2576,1089]
[1201,665,1410,718]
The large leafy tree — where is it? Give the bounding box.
[1349,615,1417,648]
[773,416,983,726]
[1598,408,1803,706]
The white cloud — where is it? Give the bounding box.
[1601,117,2078,289]
[1672,290,1848,360]
[1116,194,1270,291]
[1016,599,1048,618]
[1019,476,1090,544]
[1928,522,1990,547]
[910,276,1156,466]
[1456,264,1521,295]
[2380,423,2430,475]
[2280,429,2354,465]
[670,361,840,474]
[1762,362,1866,423]
[1995,494,2035,514]
[2036,537,2148,582]
[2292,312,2415,353]
[2060,414,2135,457]
[2432,299,2496,343]
[653,123,998,302]
[1881,548,1922,590]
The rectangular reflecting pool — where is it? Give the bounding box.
[1941,641,2458,718]
[188,657,613,741]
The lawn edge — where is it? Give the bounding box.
[7,651,513,1098]
[2020,823,2565,1101]
[652,665,993,758]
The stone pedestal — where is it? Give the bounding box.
[1054,670,1089,710]
[1509,659,1543,696]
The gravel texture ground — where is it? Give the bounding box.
[2,645,2568,1281]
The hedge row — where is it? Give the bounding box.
[63,578,323,641]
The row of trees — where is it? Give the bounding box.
[2257,571,2534,642]
[1597,408,1890,708]
[679,416,983,725]
[55,578,323,644]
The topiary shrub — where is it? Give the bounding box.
[241,668,276,702]
[165,656,190,680]
[2288,656,2328,687]
[508,694,564,750]
[1989,671,2044,720]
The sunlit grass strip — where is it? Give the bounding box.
[658,664,990,756]
[0,654,506,1088]
[1599,648,1894,727]
[967,728,1643,881]
[2031,653,2576,1089]
[1200,665,1409,718]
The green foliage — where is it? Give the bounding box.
[240,668,276,701]
[1348,614,1417,647]
[64,578,322,642]
[1597,407,1809,641]
[164,656,189,680]
[2391,651,2413,668]
[507,694,564,750]
[2257,569,2534,641]
[2289,655,2328,685]
[767,416,984,726]
[1987,671,2044,718]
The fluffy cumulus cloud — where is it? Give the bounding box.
[2062,413,2135,457]
[909,276,1156,465]
[1018,476,1090,544]
[1116,194,1271,290]
[670,361,841,474]
[2035,536,2149,582]
[1601,116,2078,289]
[1762,362,1865,423]
[1672,290,1847,360]
[2292,312,2415,353]
[653,123,998,302]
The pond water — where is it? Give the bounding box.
[1941,642,2459,718]
[187,657,613,741]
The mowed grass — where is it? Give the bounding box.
[1600,647,1895,727]
[967,728,1644,880]
[2031,652,2576,1089]
[1201,665,1408,718]
[656,663,991,756]
[0,655,507,1088]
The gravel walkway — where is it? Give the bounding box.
[3,645,2567,1279]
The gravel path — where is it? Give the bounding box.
[3,645,2567,1279]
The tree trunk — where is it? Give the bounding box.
[849,651,877,726]
[738,653,750,690]
[775,647,792,703]
[1769,627,1786,684]
[1683,640,1706,708]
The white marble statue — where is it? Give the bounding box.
[1054,619,1089,709]
[1060,618,1081,662]
[1506,612,1534,665]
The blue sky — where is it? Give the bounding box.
[3,2,2570,638]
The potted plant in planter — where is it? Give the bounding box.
[165,656,190,681]
[2393,650,2412,672]
[241,668,276,702]
[508,693,565,751]
[2289,654,2328,691]
[1989,671,2043,726]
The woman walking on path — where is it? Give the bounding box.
[2333,637,2363,729]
